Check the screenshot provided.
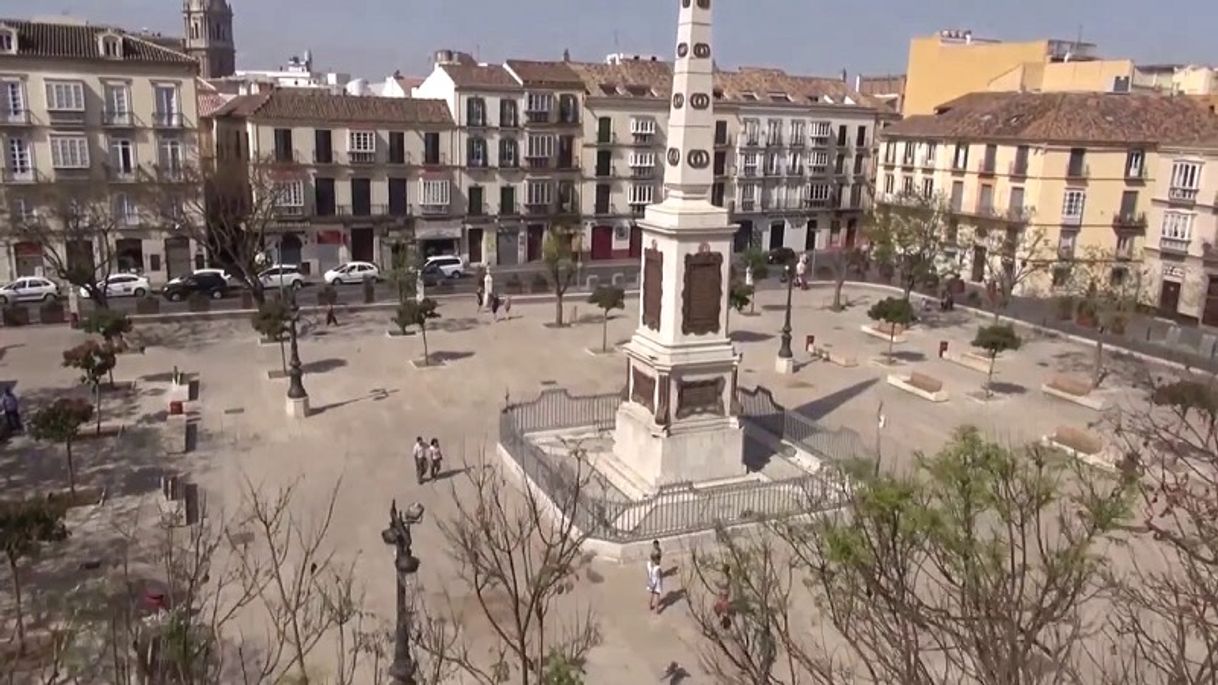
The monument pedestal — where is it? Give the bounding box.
[775,356,796,375]
[612,402,745,494]
[286,396,310,419]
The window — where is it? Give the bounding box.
[113,193,137,223]
[1012,145,1029,175]
[1118,190,1138,218]
[790,120,805,146]
[500,99,518,128]
[856,125,867,147]
[50,135,89,168]
[526,134,554,159]
[468,136,488,167]
[766,119,782,146]
[1161,212,1194,241]
[883,173,894,195]
[810,121,831,140]
[952,142,968,170]
[419,179,450,207]
[883,141,896,164]
[630,117,657,136]
[981,144,997,173]
[1062,189,1086,222]
[1170,161,1202,196]
[764,152,780,176]
[108,137,135,174]
[629,184,654,206]
[805,183,831,206]
[500,185,516,213]
[0,29,14,53]
[8,136,31,173]
[45,80,84,111]
[100,35,121,58]
[103,83,129,122]
[275,180,305,207]
[629,151,656,168]
[525,92,553,113]
[349,130,376,153]
[2,80,23,118]
[158,137,184,174]
[922,177,934,198]
[424,132,440,164]
[808,150,828,173]
[853,153,864,175]
[740,151,759,176]
[923,142,937,167]
[597,117,612,143]
[526,179,552,206]
[467,97,486,127]
[950,181,964,211]
[837,125,848,146]
[1125,149,1145,178]
[388,178,407,215]
[1067,148,1086,177]
[499,138,518,168]
[834,153,846,175]
[740,182,758,210]
[595,184,611,213]
[743,118,760,145]
[558,94,578,123]
[977,184,994,212]
[1009,187,1025,213]
[901,142,916,166]
[468,185,484,215]
[314,129,333,163]
[153,84,179,125]
[902,176,915,195]
[788,151,804,175]
[1058,231,1077,257]
[715,120,729,145]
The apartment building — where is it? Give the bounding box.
[0,17,203,284]
[1144,138,1218,325]
[203,88,456,272]
[878,91,1218,295]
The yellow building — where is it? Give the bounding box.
[903,29,1143,116]
[878,91,1218,297]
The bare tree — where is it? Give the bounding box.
[1064,248,1145,388]
[865,191,951,300]
[427,446,601,684]
[542,226,582,327]
[816,246,867,312]
[966,223,1050,321]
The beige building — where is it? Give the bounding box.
[203,89,456,273]
[0,17,203,284]
[879,91,1218,295]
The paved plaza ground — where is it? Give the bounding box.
[0,282,1169,682]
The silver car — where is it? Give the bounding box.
[0,277,59,305]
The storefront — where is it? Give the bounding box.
[416,220,463,260]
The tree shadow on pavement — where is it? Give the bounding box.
[300,358,348,374]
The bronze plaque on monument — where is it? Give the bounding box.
[631,367,656,412]
[676,378,725,420]
[682,252,723,335]
[643,248,663,331]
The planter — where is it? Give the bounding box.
[135,297,161,315]
[47,485,106,510]
[39,301,66,324]
[385,329,414,338]
[2,305,29,326]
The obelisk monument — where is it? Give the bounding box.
[613,0,745,492]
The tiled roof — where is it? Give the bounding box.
[568,61,673,99]
[209,88,453,126]
[441,63,520,90]
[884,91,1218,146]
[857,74,906,96]
[505,59,584,88]
[197,92,233,117]
[0,18,196,65]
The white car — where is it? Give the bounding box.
[258,265,305,290]
[80,273,150,299]
[424,255,464,279]
[324,261,380,285]
[0,277,59,305]
[167,268,231,286]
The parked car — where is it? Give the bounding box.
[766,247,797,266]
[419,264,443,287]
[162,272,229,301]
[257,265,306,290]
[80,273,151,299]
[0,277,59,305]
[423,255,464,279]
[167,268,232,286]
[324,261,380,285]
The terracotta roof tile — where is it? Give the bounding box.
[216,89,453,126]
[197,92,233,117]
[567,61,673,99]
[0,18,195,65]
[505,59,583,88]
[857,74,906,96]
[441,63,520,90]
[884,91,1218,146]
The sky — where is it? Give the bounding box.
[1,0,1213,81]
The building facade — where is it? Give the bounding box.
[203,89,456,273]
[182,0,235,79]
[1144,141,1218,324]
[878,91,1218,298]
[0,17,203,285]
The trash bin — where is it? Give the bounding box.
[939,340,949,358]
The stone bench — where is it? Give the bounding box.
[944,350,994,374]
[860,324,908,344]
[812,346,858,368]
[1040,374,1105,411]
[1044,425,1115,470]
[887,371,949,402]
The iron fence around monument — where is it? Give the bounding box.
[736,386,873,463]
[498,387,852,543]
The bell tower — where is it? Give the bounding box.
[612,0,745,492]
[183,0,236,78]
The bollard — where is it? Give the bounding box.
[939,340,949,358]
[69,312,79,329]
[805,334,815,353]
[169,400,184,416]
[363,278,375,304]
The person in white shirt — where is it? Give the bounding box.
[412,436,428,484]
[646,549,664,613]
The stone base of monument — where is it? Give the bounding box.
[286,396,310,419]
[774,356,796,375]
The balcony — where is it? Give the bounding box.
[1124,165,1147,182]
[347,151,377,165]
[499,203,519,216]
[1169,186,1199,204]
[631,166,656,180]
[313,150,336,165]
[596,132,617,145]
[154,164,187,183]
[153,111,184,128]
[272,204,307,219]
[1111,212,1147,231]
[763,165,781,178]
[1,167,39,183]
[740,135,762,148]
[900,156,916,170]
[102,110,134,127]
[0,109,29,125]
[333,204,396,219]
[764,134,783,148]
[979,160,997,176]
[740,166,758,178]
[1061,212,1083,227]
[1005,205,1035,223]
[105,164,140,183]
[1008,161,1028,178]
[1065,164,1090,181]
[116,212,141,228]
[47,109,85,126]
[1115,242,1135,261]
[525,157,552,170]
[420,152,448,168]
[809,135,831,148]
[418,201,450,216]
[594,202,616,216]
[1160,236,1191,254]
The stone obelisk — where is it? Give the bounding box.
[613,0,744,492]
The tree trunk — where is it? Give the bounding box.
[725,306,732,335]
[66,439,76,495]
[986,354,997,398]
[9,555,25,655]
[421,324,430,366]
[554,292,565,327]
[888,328,896,363]
[833,279,845,311]
[1093,338,1105,389]
[95,385,102,436]
[602,313,609,352]
[279,337,287,375]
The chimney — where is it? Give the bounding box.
[841,68,848,83]
[563,48,571,62]
[854,74,862,91]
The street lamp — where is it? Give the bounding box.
[381,500,425,685]
[284,286,309,417]
[775,262,795,374]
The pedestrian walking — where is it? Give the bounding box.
[476,285,485,310]
[412,436,428,484]
[713,563,732,628]
[650,539,663,567]
[2,386,21,433]
[428,438,444,480]
[503,295,512,321]
[325,305,338,326]
[646,548,664,613]
[490,293,502,321]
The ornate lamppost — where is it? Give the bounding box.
[775,262,796,374]
[285,286,310,417]
[381,500,425,685]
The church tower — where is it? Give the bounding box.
[183,0,235,78]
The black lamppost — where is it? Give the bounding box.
[381,500,425,685]
[286,288,308,401]
[777,262,794,360]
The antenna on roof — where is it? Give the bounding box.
[613,29,620,53]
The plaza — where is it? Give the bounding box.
[0,280,1162,682]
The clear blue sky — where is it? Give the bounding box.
[2,0,1213,80]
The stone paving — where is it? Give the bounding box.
[0,283,1170,682]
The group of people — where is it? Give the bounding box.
[475,287,511,321]
[412,436,445,484]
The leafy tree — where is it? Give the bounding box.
[542,226,581,326]
[62,340,116,435]
[0,498,68,656]
[971,324,1022,397]
[1066,249,1143,388]
[865,191,950,299]
[394,298,441,365]
[866,297,915,363]
[29,397,94,495]
[252,297,291,374]
[586,286,625,352]
[82,308,133,350]
[727,281,753,334]
[386,240,420,305]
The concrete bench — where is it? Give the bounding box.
[887,372,949,402]
[812,346,858,368]
[860,323,908,344]
[1041,374,1105,411]
[1044,425,1116,470]
[944,350,994,374]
